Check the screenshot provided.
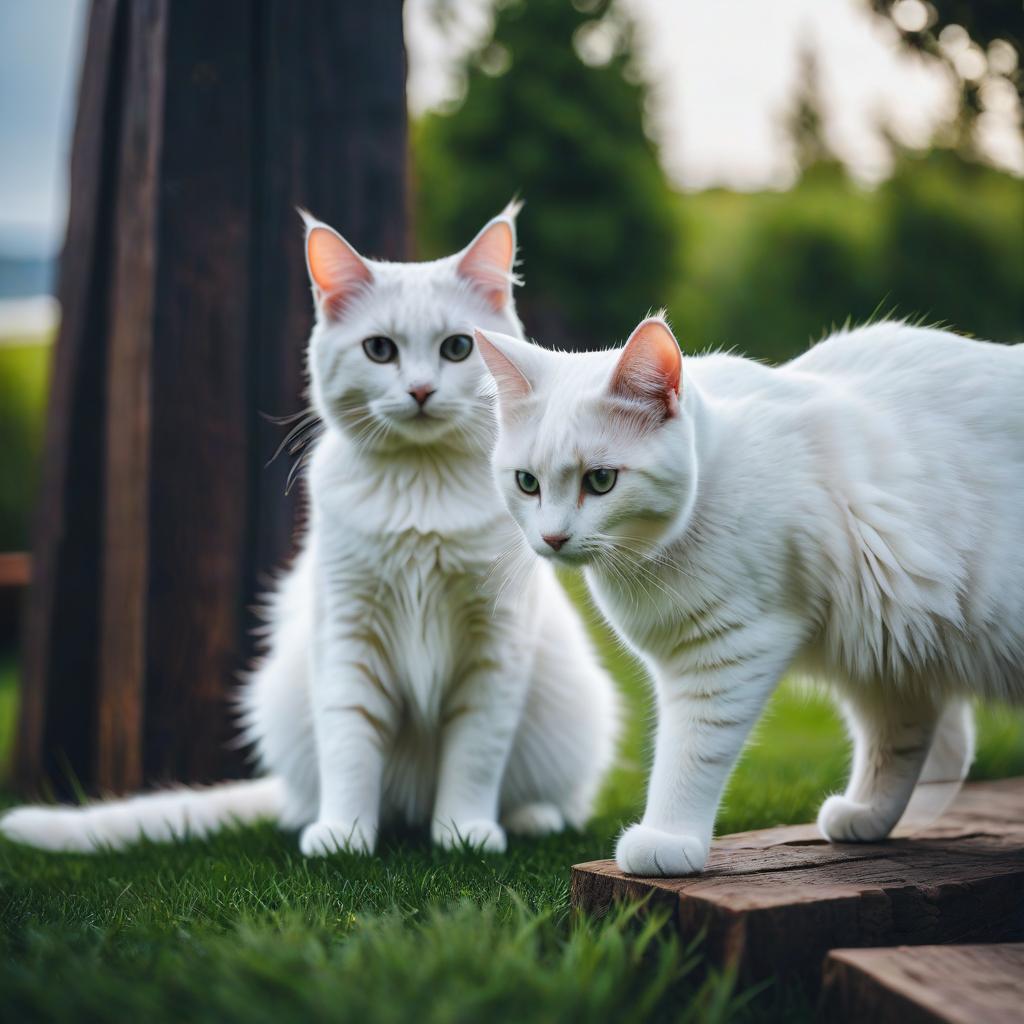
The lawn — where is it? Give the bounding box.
[1,578,1023,1023]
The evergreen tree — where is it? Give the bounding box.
[785,44,841,177]
[415,0,679,349]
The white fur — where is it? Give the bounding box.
[1,208,618,856]
[476,319,1023,876]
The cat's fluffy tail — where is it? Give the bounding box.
[893,699,975,836]
[0,777,285,853]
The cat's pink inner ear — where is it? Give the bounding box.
[306,225,373,319]
[474,330,532,401]
[458,220,516,311]
[610,318,682,417]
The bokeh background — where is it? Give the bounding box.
[0,0,1021,771]
[2,0,1022,559]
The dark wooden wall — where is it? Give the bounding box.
[16,0,409,796]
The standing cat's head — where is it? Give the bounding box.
[473,317,699,566]
[303,203,523,452]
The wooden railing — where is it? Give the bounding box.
[0,552,31,646]
[0,553,31,590]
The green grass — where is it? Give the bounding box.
[1,579,1022,1022]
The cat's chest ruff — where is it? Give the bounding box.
[337,528,500,722]
[589,564,699,652]
[586,557,758,674]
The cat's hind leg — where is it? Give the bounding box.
[818,688,959,843]
[893,698,974,835]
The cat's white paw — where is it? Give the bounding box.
[615,824,707,876]
[299,820,376,858]
[432,818,507,853]
[817,795,893,843]
[502,802,565,837]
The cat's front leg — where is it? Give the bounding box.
[616,623,800,876]
[431,649,528,854]
[817,689,948,843]
[300,618,397,859]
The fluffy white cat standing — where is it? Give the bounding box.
[1,206,618,856]
[474,316,1023,876]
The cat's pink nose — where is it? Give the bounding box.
[409,385,435,408]
[542,534,570,552]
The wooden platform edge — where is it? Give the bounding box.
[571,778,1024,988]
[818,944,1024,1024]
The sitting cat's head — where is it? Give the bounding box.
[474,317,697,566]
[304,204,522,451]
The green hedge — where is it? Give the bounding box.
[0,339,50,551]
[671,153,1024,363]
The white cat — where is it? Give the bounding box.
[1,206,618,856]
[473,316,1023,876]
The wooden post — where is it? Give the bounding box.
[16,0,408,796]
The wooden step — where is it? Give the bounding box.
[819,943,1024,1024]
[572,777,1024,988]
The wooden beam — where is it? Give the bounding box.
[819,944,1024,1024]
[95,0,166,794]
[17,0,408,796]
[572,777,1024,989]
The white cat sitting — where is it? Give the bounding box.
[474,315,1023,876]
[1,206,619,856]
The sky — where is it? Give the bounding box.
[0,0,86,256]
[1,0,1020,257]
[406,0,1023,190]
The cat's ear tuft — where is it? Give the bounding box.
[609,317,682,419]
[474,328,533,402]
[302,213,373,320]
[458,210,519,312]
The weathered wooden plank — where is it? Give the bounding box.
[136,0,256,787]
[247,0,410,580]
[571,778,1024,988]
[95,0,166,793]
[818,944,1024,1024]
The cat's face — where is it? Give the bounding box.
[474,319,695,566]
[304,206,522,451]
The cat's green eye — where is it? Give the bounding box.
[440,333,474,362]
[516,471,540,496]
[582,467,617,496]
[362,336,398,363]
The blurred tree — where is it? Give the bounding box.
[872,0,1021,63]
[415,0,678,349]
[785,45,840,176]
[881,148,1024,341]
[870,0,1022,156]
[670,151,1023,364]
